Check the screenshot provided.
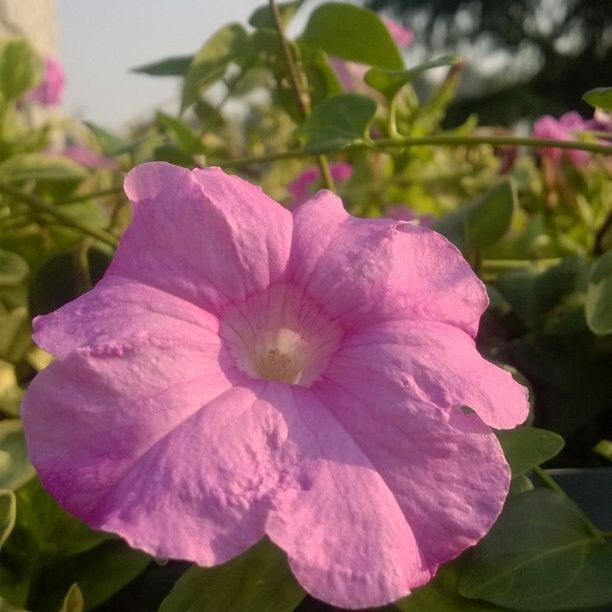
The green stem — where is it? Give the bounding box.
[481,257,562,269]
[533,466,564,494]
[267,0,335,191]
[215,134,612,168]
[57,186,124,205]
[0,182,118,248]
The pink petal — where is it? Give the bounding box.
[328,320,528,429]
[113,163,293,315]
[96,382,287,564]
[314,378,510,569]
[289,191,488,337]
[22,286,240,524]
[32,276,218,358]
[265,384,428,609]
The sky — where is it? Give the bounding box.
[57,0,328,131]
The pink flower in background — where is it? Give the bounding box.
[24,55,65,107]
[532,111,591,166]
[23,163,528,609]
[57,144,119,171]
[331,16,413,92]
[381,16,413,48]
[288,162,352,203]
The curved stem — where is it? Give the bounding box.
[57,186,124,205]
[216,134,612,168]
[0,182,118,248]
[268,0,335,190]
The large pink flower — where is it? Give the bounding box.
[22,163,528,609]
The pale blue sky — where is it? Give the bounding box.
[57,0,330,130]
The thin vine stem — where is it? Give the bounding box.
[215,134,612,168]
[268,0,335,190]
[0,182,118,248]
[57,186,124,205]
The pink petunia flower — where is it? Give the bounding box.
[532,111,591,167]
[288,162,353,203]
[330,16,413,93]
[22,163,528,609]
[24,55,65,107]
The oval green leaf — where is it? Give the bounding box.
[585,251,612,335]
[300,3,403,69]
[131,55,193,77]
[0,251,28,288]
[583,87,612,111]
[459,489,612,610]
[497,426,564,477]
[0,38,42,102]
[249,0,304,29]
[59,584,84,612]
[0,154,88,184]
[297,93,376,153]
[181,24,252,112]
[365,55,459,101]
[0,420,35,491]
[159,539,304,612]
[434,179,516,250]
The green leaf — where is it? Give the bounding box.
[32,541,150,611]
[181,24,251,112]
[0,306,30,363]
[297,93,376,153]
[396,565,502,611]
[156,112,204,154]
[365,55,459,101]
[249,0,304,29]
[0,596,27,611]
[0,154,88,184]
[0,420,35,491]
[131,55,193,77]
[497,426,564,477]
[300,3,403,69]
[0,38,42,102]
[459,489,612,610]
[59,584,83,612]
[159,539,304,612]
[434,179,516,250]
[83,122,125,156]
[0,251,28,288]
[11,479,110,559]
[585,251,612,335]
[0,490,16,549]
[583,86,612,111]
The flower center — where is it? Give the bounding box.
[221,284,342,387]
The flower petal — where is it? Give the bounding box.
[112,163,293,314]
[314,377,511,570]
[329,320,528,429]
[22,304,236,525]
[264,384,428,609]
[95,382,290,564]
[288,191,487,336]
[32,276,219,359]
